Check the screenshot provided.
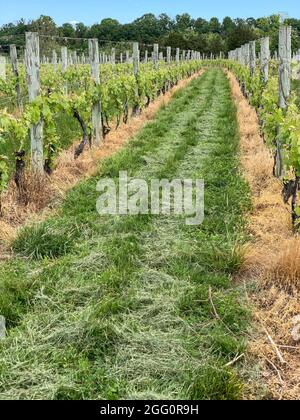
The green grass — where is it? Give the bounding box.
[0,69,251,400]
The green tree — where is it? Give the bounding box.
[158,13,174,33]
[195,18,209,34]
[227,23,256,51]
[90,18,121,42]
[29,15,58,56]
[75,23,88,39]
[59,23,75,38]
[206,33,225,54]
[209,17,221,33]
[222,17,235,35]
[131,14,161,43]
[175,14,194,32]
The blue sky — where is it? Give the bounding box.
[0,0,299,26]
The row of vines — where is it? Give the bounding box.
[230,61,300,227]
[0,39,203,213]
[219,28,300,230]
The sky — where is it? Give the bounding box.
[0,0,299,26]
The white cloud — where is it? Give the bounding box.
[69,20,79,26]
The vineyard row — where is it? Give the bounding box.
[226,25,300,228]
[0,34,204,212]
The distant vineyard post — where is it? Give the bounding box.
[275,25,292,178]
[176,48,180,65]
[72,51,77,66]
[133,42,139,76]
[167,47,171,64]
[10,44,23,110]
[249,41,256,77]
[244,43,250,68]
[25,32,44,173]
[0,56,6,80]
[153,44,159,69]
[61,46,68,72]
[111,48,116,67]
[278,26,291,110]
[260,37,270,83]
[132,42,140,117]
[52,50,58,71]
[89,38,102,147]
[237,47,243,65]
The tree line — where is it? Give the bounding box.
[1,13,300,56]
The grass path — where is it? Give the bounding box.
[0,69,250,400]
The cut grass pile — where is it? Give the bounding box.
[0,69,251,400]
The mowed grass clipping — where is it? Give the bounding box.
[0,69,251,400]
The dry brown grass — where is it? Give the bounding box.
[0,71,204,254]
[265,237,300,291]
[227,71,300,400]
[0,172,52,226]
[0,221,16,246]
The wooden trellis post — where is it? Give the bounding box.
[0,56,6,80]
[176,48,180,65]
[249,41,256,76]
[244,44,250,67]
[73,51,78,65]
[260,37,270,83]
[133,42,139,76]
[25,32,44,173]
[126,50,130,63]
[279,26,291,110]
[52,50,58,70]
[10,45,22,110]
[167,47,171,64]
[237,48,243,64]
[61,47,68,72]
[89,39,102,147]
[111,48,116,67]
[132,42,140,116]
[153,44,159,68]
[274,25,292,178]
[144,50,148,64]
[0,315,6,340]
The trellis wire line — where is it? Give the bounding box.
[38,35,175,51]
[39,34,135,45]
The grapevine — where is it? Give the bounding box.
[0,59,203,208]
[221,59,300,229]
